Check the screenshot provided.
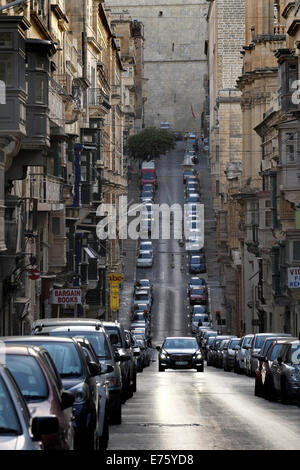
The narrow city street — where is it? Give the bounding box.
[108,142,300,451]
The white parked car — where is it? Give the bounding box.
[137,250,153,268]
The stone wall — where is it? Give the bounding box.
[105,0,208,133]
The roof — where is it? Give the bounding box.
[2,335,75,343]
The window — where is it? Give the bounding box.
[284,132,297,163]
[265,200,271,227]
[216,180,220,196]
[52,217,60,236]
[6,355,49,401]
[293,241,300,260]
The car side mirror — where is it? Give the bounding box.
[277,356,283,365]
[88,361,101,377]
[32,416,59,441]
[134,350,140,357]
[156,346,161,351]
[103,364,114,374]
[61,390,75,410]
[125,340,131,349]
[258,355,264,362]
[114,351,121,362]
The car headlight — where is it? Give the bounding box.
[160,351,169,359]
[194,352,202,359]
[70,385,89,404]
[290,370,300,381]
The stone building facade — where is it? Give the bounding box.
[105,0,208,135]
[206,0,245,334]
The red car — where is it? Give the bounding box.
[189,286,207,305]
[2,344,75,450]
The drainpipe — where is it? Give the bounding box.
[82,0,89,126]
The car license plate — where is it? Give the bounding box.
[175,361,188,365]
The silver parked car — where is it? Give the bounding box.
[0,363,58,450]
[223,338,242,372]
[137,250,153,268]
[234,334,254,374]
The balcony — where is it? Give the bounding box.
[30,173,64,211]
[111,84,121,103]
[89,88,102,106]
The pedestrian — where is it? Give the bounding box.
[147,337,155,362]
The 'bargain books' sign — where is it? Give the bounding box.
[50,289,82,304]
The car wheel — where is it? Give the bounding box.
[266,375,276,402]
[254,378,261,397]
[110,402,122,425]
[196,365,204,372]
[131,373,137,393]
[280,378,291,405]
[159,363,165,372]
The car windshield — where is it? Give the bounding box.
[5,355,49,402]
[193,306,206,313]
[255,335,277,349]
[193,314,208,323]
[139,252,151,259]
[229,339,240,349]
[191,279,204,286]
[261,339,275,357]
[0,376,21,434]
[163,338,198,349]
[242,336,253,347]
[30,341,83,377]
[49,331,112,359]
[207,337,216,345]
[142,172,155,179]
[191,289,205,295]
[291,345,300,365]
[104,327,123,348]
[135,294,149,301]
[270,344,283,361]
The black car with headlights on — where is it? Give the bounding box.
[2,336,100,450]
[156,337,204,372]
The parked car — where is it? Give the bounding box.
[137,250,153,268]
[189,285,207,305]
[191,304,207,316]
[245,333,292,377]
[183,170,197,184]
[264,339,300,404]
[135,338,151,368]
[3,336,99,449]
[0,343,75,451]
[215,339,231,369]
[254,336,294,398]
[203,335,218,360]
[223,338,242,372]
[156,337,203,372]
[32,319,123,425]
[102,321,137,403]
[139,241,153,255]
[134,278,153,292]
[140,190,154,201]
[132,290,152,312]
[191,313,210,334]
[131,337,143,372]
[207,335,237,367]
[234,334,254,374]
[0,363,59,450]
[71,337,110,449]
[188,277,206,294]
[186,193,200,203]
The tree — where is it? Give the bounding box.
[128,127,176,161]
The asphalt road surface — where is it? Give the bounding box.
[108,142,300,450]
